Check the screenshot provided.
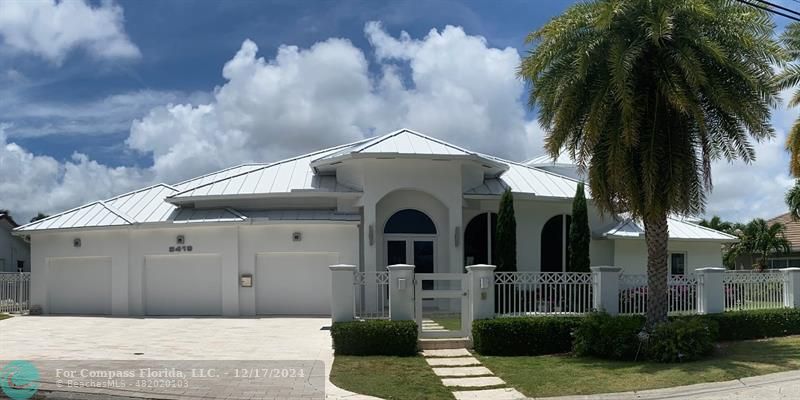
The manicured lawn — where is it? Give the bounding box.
[480,335,800,398]
[429,313,461,332]
[330,356,453,400]
[0,313,11,321]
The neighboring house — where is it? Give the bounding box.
[13,129,736,316]
[765,213,800,269]
[1,213,30,272]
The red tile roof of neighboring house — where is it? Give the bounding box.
[769,213,800,251]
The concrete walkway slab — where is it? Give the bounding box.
[441,376,505,387]
[432,366,493,377]
[422,348,471,357]
[453,388,527,400]
[425,357,481,367]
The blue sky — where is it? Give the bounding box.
[0,0,793,222]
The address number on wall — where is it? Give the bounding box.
[168,245,193,253]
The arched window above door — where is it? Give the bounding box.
[384,209,437,234]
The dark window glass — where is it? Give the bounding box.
[463,213,499,266]
[387,241,407,265]
[670,253,686,275]
[384,209,436,234]
[541,215,571,272]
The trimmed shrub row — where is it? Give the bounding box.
[472,308,800,361]
[703,308,800,341]
[472,316,582,355]
[331,320,417,356]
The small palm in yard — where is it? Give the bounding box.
[520,0,781,325]
[730,219,791,270]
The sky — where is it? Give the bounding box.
[0,0,795,223]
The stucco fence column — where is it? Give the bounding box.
[782,268,800,308]
[697,267,725,314]
[388,264,415,321]
[591,266,622,315]
[466,264,496,337]
[329,264,356,322]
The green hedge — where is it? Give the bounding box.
[647,317,716,362]
[331,320,418,356]
[700,308,800,341]
[573,313,645,360]
[472,316,582,356]
[473,309,800,360]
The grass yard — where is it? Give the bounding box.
[330,356,453,400]
[0,313,11,321]
[428,313,462,332]
[480,335,800,398]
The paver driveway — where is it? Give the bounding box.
[0,316,376,399]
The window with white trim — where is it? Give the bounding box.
[670,253,687,275]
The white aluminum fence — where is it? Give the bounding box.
[724,271,784,311]
[354,271,390,319]
[495,272,593,316]
[619,274,698,315]
[0,272,30,314]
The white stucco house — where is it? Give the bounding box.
[1,213,30,272]
[13,129,736,316]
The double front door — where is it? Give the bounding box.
[385,236,435,276]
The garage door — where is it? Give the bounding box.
[144,254,222,316]
[256,252,337,315]
[48,257,112,315]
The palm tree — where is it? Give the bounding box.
[732,219,791,269]
[520,0,781,325]
[778,23,800,177]
[698,216,735,234]
[786,180,800,221]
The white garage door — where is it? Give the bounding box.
[256,252,337,315]
[48,257,112,315]
[144,254,222,316]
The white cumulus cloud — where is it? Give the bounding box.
[0,0,140,64]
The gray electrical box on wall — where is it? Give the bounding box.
[240,274,253,287]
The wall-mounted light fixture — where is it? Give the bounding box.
[176,235,185,245]
[292,232,302,242]
[454,226,461,247]
[368,224,374,246]
[480,277,489,289]
[397,277,407,290]
[73,238,81,248]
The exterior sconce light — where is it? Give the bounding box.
[454,226,461,247]
[176,235,185,245]
[480,277,489,289]
[73,238,82,248]
[368,224,374,246]
[397,277,407,290]
[292,232,302,242]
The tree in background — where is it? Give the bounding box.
[30,213,49,223]
[698,215,744,269]
[520,0,780,326]
[727,219,791,270]
[786,180,800,221]
[778,23,800,177]
[495,189,517,272]
[569,182,591,272]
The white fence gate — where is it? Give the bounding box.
[415,273,469,338]
[0,272,30,314]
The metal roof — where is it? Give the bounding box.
[167,141,365,202]
[310,129,508,172]
[171,208,245,224]
[105,184,179,223]
[17,201,133,231]
[173,164,268,191]
[603,217,738,242]
[466,157,582,199]
[526,150,576,166]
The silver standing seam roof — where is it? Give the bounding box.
[603,217,738,242]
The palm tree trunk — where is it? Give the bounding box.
[644,211,669,327]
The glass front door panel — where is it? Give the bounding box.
[414,240,434,290]
[387,240,407,266]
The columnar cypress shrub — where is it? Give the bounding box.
[496,189,517,272]
[569,182,591,272]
